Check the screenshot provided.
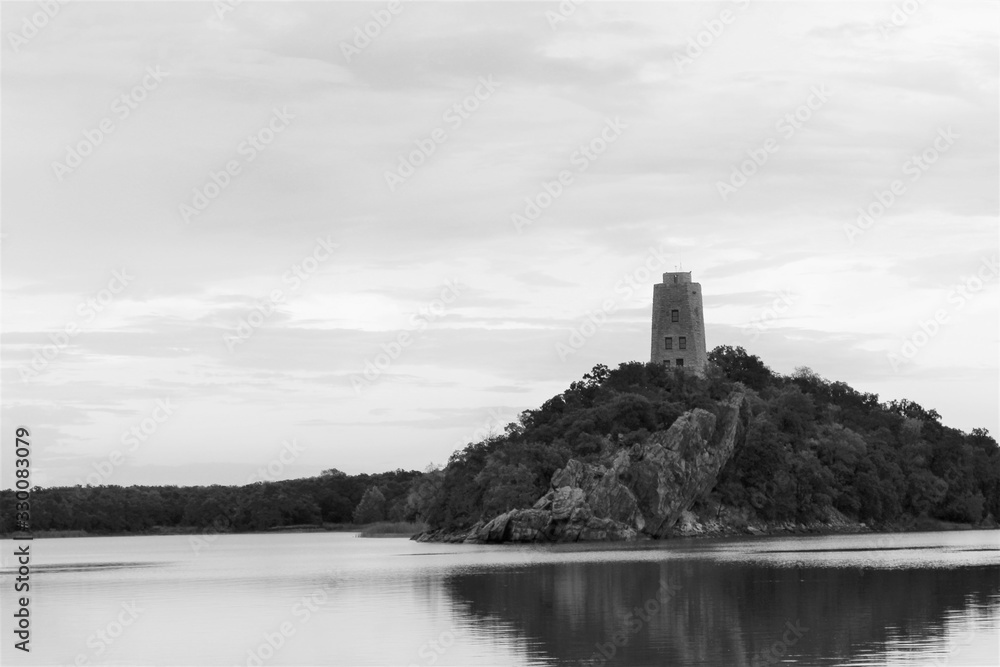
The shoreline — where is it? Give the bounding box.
[413,515,996,544]
[2,517,993,542]
[0,523,392,540]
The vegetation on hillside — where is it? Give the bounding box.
[2,346,996,537]
[709,347,998,527]
[420,346,999,533]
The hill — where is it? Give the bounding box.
[2,346,997,539]
[417,347,999,539]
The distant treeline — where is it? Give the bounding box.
[0,469,423,535]
[2,346,997,537]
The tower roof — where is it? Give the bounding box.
[662,271,692,284]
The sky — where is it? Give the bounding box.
[1,1,997,489]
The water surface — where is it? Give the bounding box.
[2,530,997,665]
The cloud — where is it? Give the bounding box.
[2,1,996,486]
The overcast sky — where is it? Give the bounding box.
[2,1,997,489]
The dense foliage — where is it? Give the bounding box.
[352,486,387,524]
[0,468,421,535]
[3,347,997,537]
[424,347,1000,532]
[424,361,738,530]
[708,347,1000,527]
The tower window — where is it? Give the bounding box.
[676,359,684,367]
[671,309,679,322]
[679,337,687,350]
[664,337,673,350]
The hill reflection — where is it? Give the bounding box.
[444,559,1000,666]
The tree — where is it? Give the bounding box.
[352,486,386,524]
[724,414,789,519]
[404,470,445,522]
[770,385,817,440]
[708,345,773,390]
[792,366,824,384]
[476,461,538,517]
[582,363,611,387]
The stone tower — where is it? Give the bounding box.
[650,271,707,374]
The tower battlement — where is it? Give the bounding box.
[650,272,707,375]
[662,271,692,285]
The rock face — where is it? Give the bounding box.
[454,388,751,544]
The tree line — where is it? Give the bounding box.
[2,346,997,536]
[0,468,423,535]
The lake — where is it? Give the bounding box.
[2,530,998,666]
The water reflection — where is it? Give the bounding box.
[3,531,997,666]
[0,561,162,574]
[446,560,1000,666]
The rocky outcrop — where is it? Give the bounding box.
[627,388,750,537]
[428,388,751,544]
[672,504,867,538]
[467,501,639,543]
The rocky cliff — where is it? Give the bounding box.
[417,388,752,544]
